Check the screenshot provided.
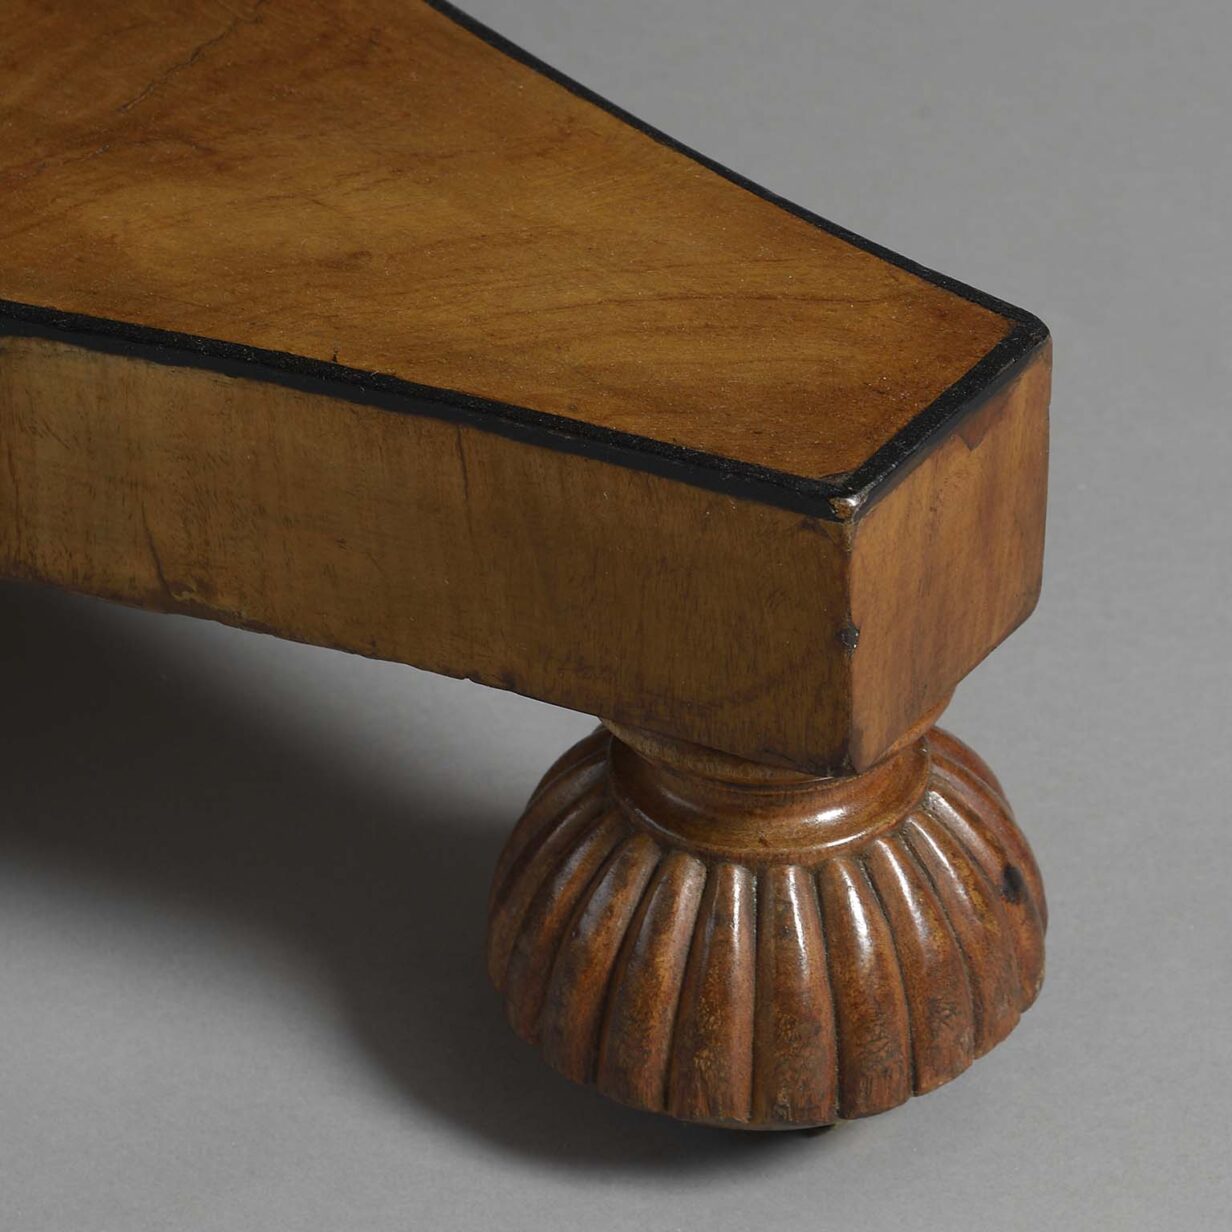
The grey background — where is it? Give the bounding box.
[1,0,1229,1227]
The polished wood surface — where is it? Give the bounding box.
[0,0,1052,1134]
[0,0,1050,772]
[849,345,1050,766]
[1,0,1034,497]
[489,722,1045,1129]
[0,333,1046,773]
[0,332,851,770]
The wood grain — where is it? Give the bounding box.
[849,344,1051,767]
[1,0,1019,487]
[0,329,1048,772]
[488,723,1046,1129]
[2,0,1053,1136]
[0,333,857,770]
[0,0,1051,773]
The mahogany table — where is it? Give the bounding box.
[0,0,1050,1130]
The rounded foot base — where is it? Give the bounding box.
[487,724,1046,1130]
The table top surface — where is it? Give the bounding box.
[0,0,1045,517]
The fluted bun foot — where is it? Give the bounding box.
[487,721,1046,1130]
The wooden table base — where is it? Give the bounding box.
[1,0,1052,1135]
[488,720,1045,1129]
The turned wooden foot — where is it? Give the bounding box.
[488,720,1045,1130]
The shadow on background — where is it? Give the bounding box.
[0,580,833,1173]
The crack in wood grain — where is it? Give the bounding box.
[116,0,269,114]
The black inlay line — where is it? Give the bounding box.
[421,0,1050,511]
[0,1,1049,522]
